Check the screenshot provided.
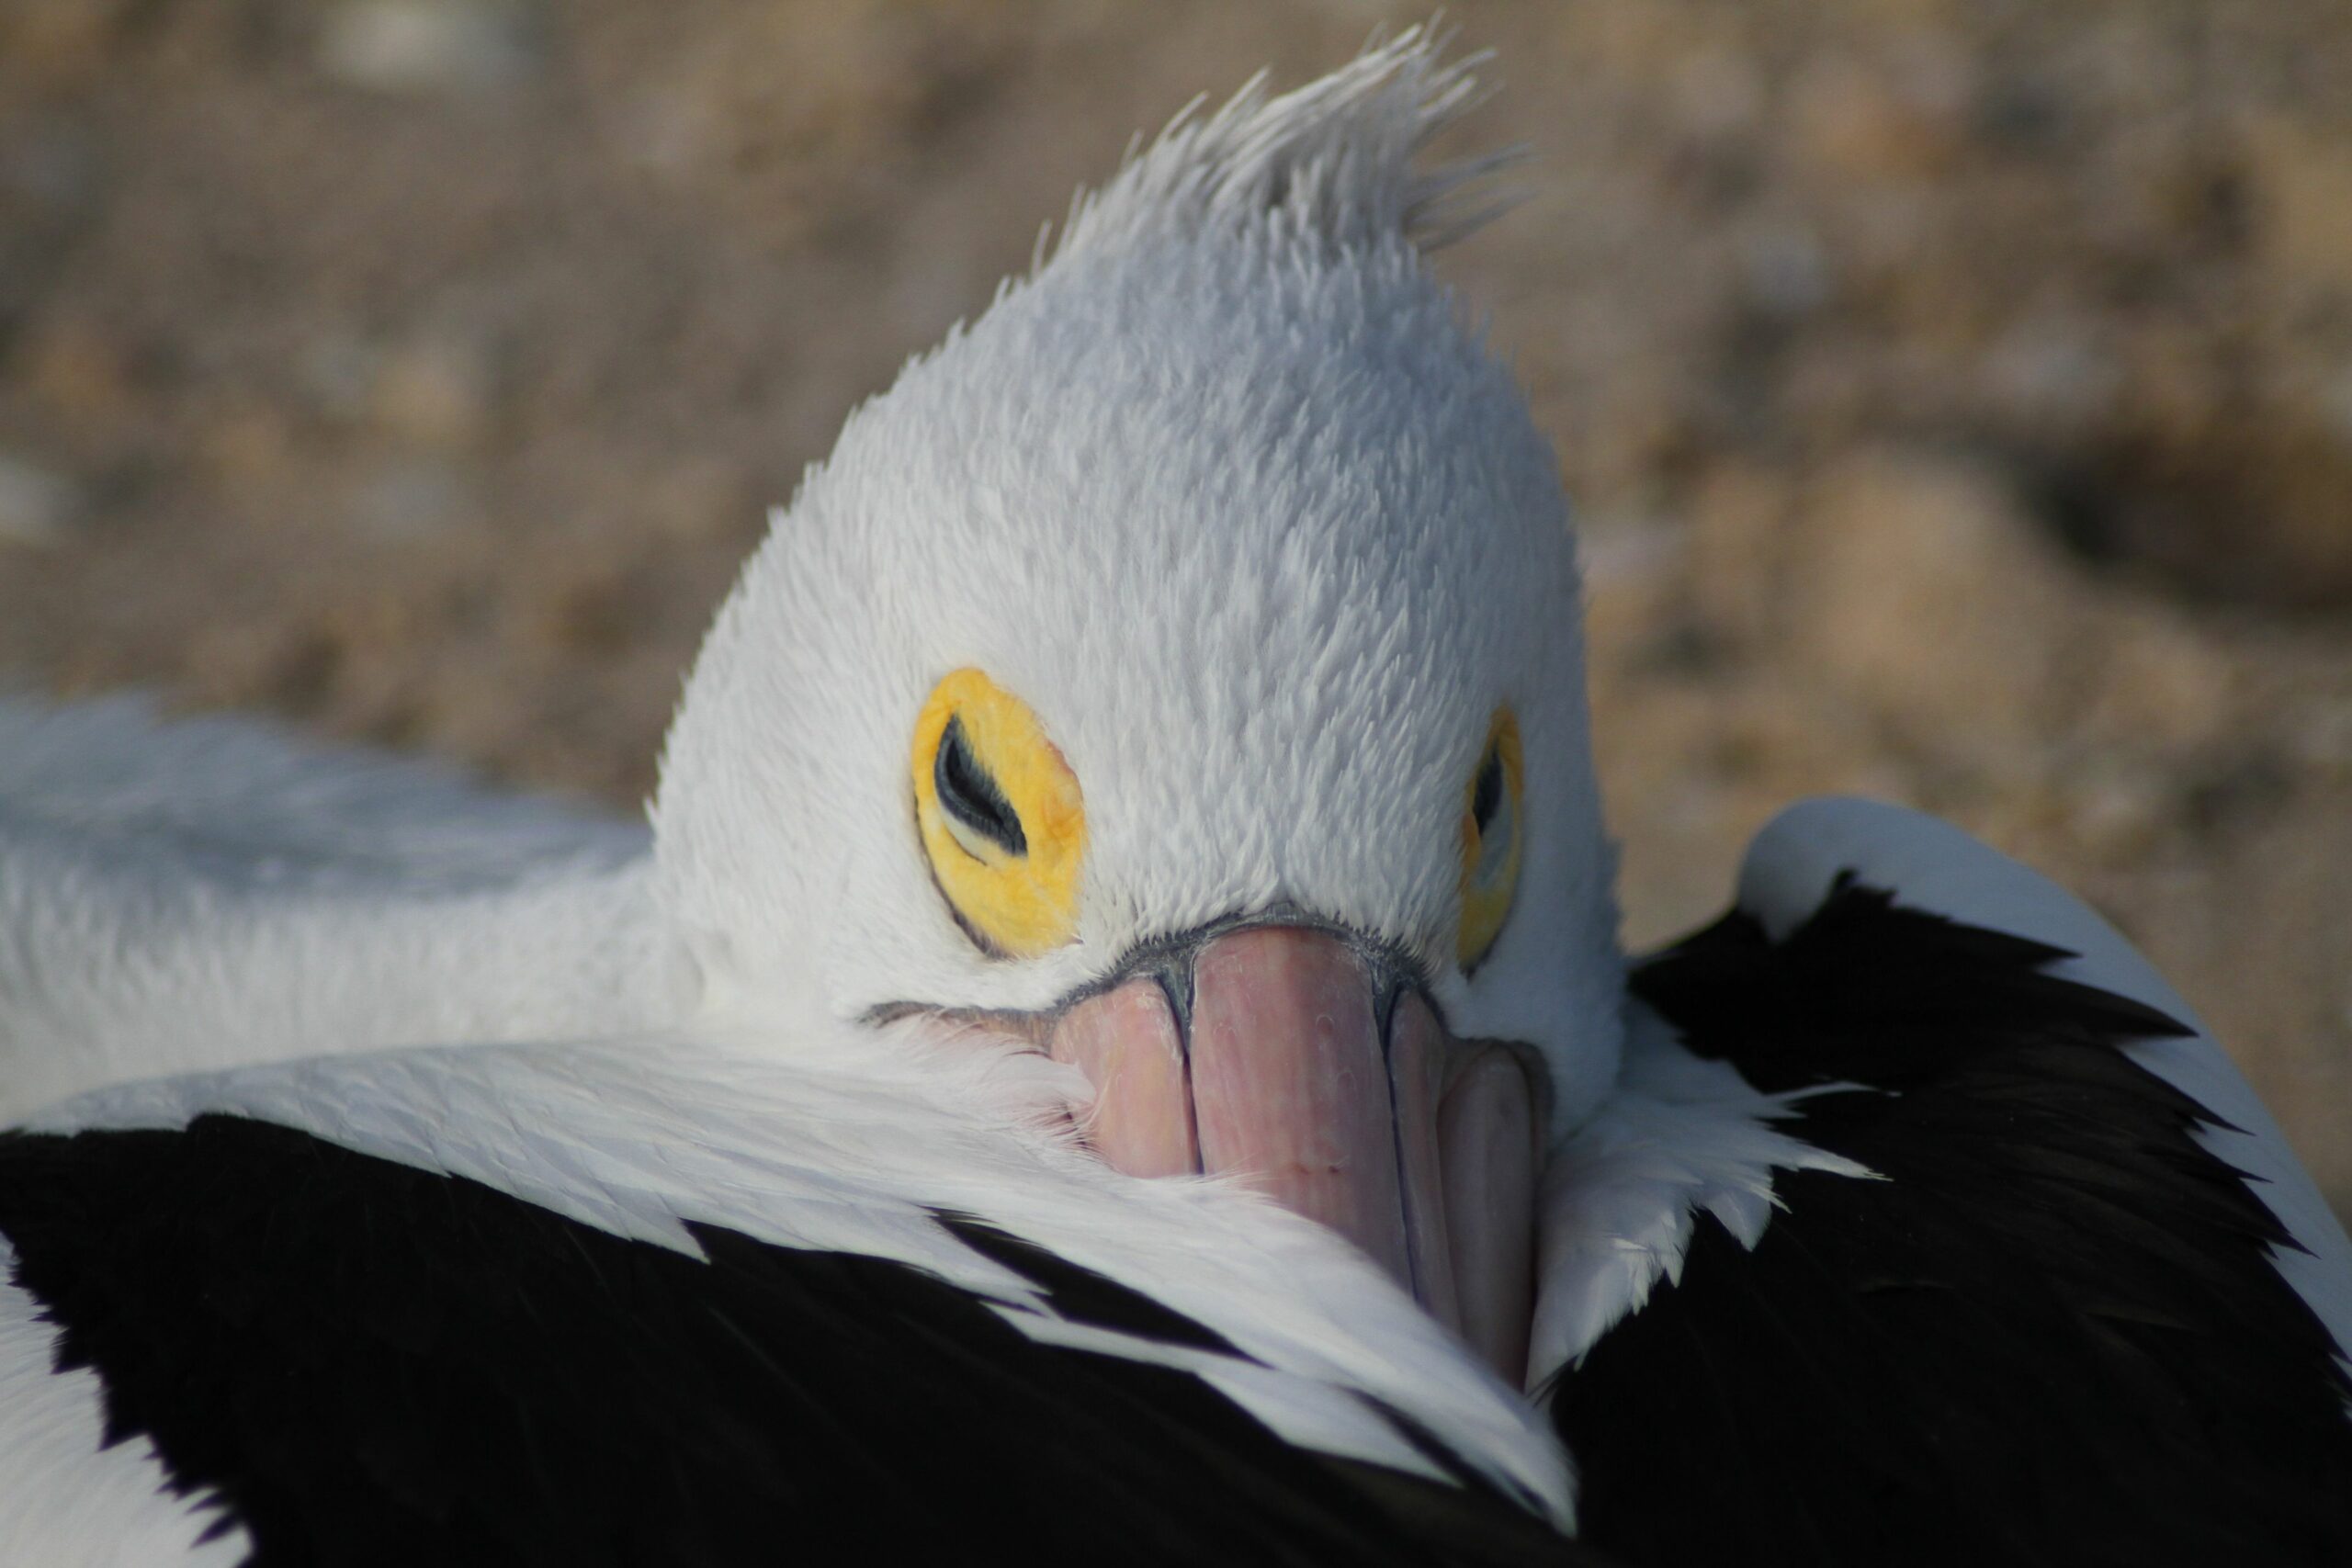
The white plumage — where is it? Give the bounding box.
[0,694,678,1115]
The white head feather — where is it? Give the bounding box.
[652,29,1625,1130]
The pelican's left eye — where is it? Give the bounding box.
[911,669,1087,959]
[1457,707,1523,972]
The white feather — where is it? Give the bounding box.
[0,1239,250,1568]
[0,693,686,1122]
[1046,28,1508,265]
[26,1026,1576,1528]
[1527,1003,1875,1393]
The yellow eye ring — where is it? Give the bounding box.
[910,669,1087,959]
[1457,707,1523,971]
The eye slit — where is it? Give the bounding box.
[1470,747,1504,837]
[910,669,1084,959]
[934,715,1027,860]
[1456,706,1522,973]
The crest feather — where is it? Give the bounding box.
[1042,25,1516,269]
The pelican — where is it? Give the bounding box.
[3,31,2346,1566]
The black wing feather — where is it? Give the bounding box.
[0,1114,1594,1567]
[1552,877,2352,1568]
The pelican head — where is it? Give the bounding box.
[650,31,1620,1377]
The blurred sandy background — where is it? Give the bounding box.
[2,1,2348,1220]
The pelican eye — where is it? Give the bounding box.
[934,716,1026,861]
[911,669,1086,959]
[1471,749,1504,838]
[1457,707,1524,972]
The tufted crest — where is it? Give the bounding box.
[1045,26,1517,267]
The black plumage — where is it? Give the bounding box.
[0,1114,1590,1568]
[1554,875,2352,1568]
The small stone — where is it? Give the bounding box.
[371,332,500,450]
[646,457,753,545]
[186,621,343,714]
[1685,460,1797,647]
[23,319,136,424]
[2242,115,2352,293]
[2,118,101,210]
[1669,48,1766,140]
[1972,68,2069,155]
[532,566,641,656]
[317,0,544,96]
[2324,363,2352,444]
[199,404,300,498]
[1578,516,1687,661]
[1580,517,1688,592]
[2080,612,2235,751]
[300,331,382,423]
[1982,316,2120,434]
[0,453,85,547]
[345,458,473,541]
[2064,762,2169,861]
[2287,700,2352,775]
[1738,223,1834,318]
[1788,51,1968,185]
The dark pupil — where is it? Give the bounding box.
[1471,749,1503,835]
[935,716,1027,858]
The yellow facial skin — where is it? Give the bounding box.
[1457,707,1524,971]
[911,669,1088,959]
